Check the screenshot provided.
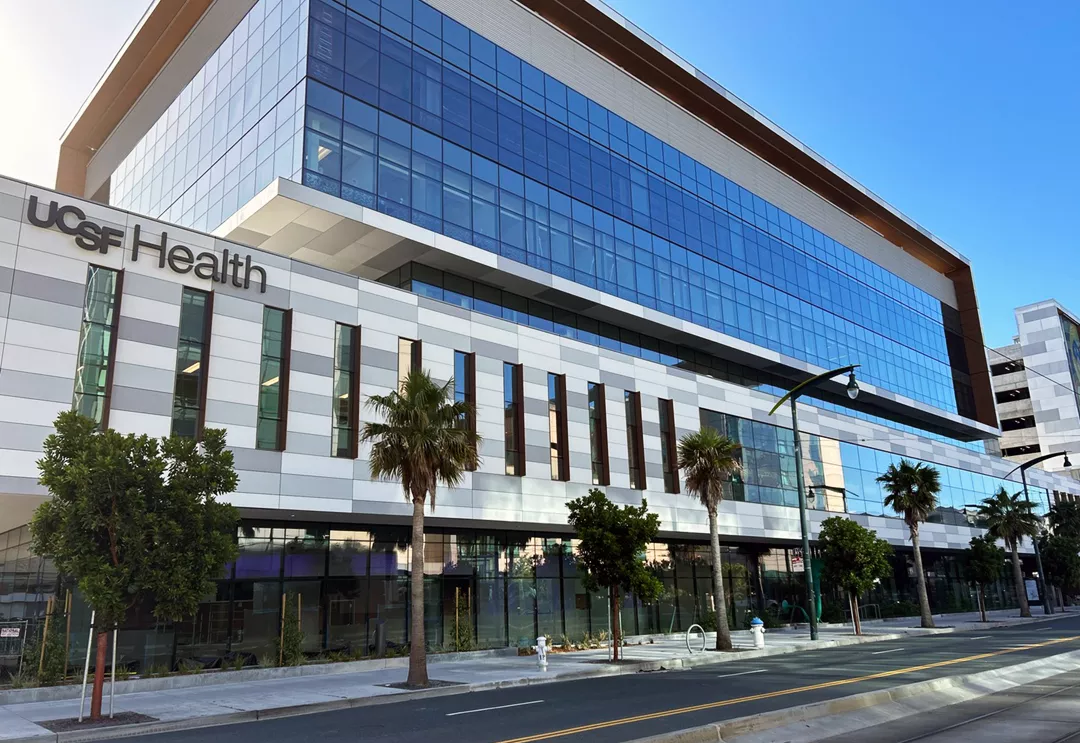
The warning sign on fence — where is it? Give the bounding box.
[0,627,20,638]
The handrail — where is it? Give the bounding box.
[686,623,706,653]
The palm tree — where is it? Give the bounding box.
[677,427,742,650]
[979,488,1039,618]
[878,459,940,629]
[361,369,481,686]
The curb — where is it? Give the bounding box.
[626,648,1080,743]
[3,616,1072,743]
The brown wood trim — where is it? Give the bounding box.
[555,373,570,482]
[591,382,610,487]
[517,0,967,277]
[349,325,363,460]
[512,362,525,477]
[659,397,679,494]
[58,0,216,195]
[195,289,214,440]
[412,339,423,374]
[464,351,477,471]
[627,391,646,490]
[276,309,293,452]
[100,268,125,430]
[948,266,997,429]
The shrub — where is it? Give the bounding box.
[819,602,846,624]
[272,592,305,666]
[700,610,717,632]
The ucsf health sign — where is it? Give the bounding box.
[27,196,267,293]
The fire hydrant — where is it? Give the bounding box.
[534,636,548,670]
[750,617,766,649]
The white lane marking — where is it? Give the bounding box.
[715,669,767,679]
[446,700,544,717]
[969,635,993,640]
[871,647,906,655]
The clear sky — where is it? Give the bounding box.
[0,0,1076,347]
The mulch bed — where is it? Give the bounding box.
[37,711,158,732]
[381,679,464,691]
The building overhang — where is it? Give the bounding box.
[217,178,1000,442]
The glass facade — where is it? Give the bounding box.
[625,390,645,490]
[72,266,121,427]
[397,337,419,384]
[383,262,986,452]
[659,398,679,494]
[257,307,290,450]
[698,409,1052,521]
[503,362,522,476]
[109,0,308,233]
[298,0,974,421]
[548,373,567,481]
[587,382,608,486]
[0,520,1027,675]
[171,288,212,438]
[332,323,359,457]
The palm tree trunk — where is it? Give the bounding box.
[407,498,429,687]
[1010,541,1031,618]
[709,511,732,651]
[910,527,935,629]
[611,586,621,662]
[850,591,862,635]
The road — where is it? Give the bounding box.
[106,615,1080,743]
[820,667,1080,742]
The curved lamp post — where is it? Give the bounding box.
[1004,451,1072,615]
[769,365,860,640]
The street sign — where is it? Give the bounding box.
[0,627,19,639]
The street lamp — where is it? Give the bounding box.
[1004,452,1072,615]
[769,364,860,641]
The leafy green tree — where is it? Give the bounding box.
[964,534,1005,622]
[1049,500,1080,540]
[817,517,893,634]
[1040,534,1080,604]
[979,488,1039,618]
[31,412,239,719]
[677,427,741,650]
[566,489,662,661]
[361,369,480,687]
[877,459,940,629]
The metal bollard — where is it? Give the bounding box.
[534,636,548,670]
[750,617,766,649]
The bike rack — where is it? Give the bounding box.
[686,623,706,653]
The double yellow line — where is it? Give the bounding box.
[494,635,1079,743]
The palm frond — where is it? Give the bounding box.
[677,427,741,514]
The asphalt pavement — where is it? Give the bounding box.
[99,614,1080,743]
[819,667,1080,742]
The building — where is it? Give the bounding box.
[2,0,1077,668]
[989,300,1080,485]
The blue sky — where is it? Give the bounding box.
[608,0,1080,347]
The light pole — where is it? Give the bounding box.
[769,364,860,640]
[1004,452,1072,615]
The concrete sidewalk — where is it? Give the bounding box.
[0,607,1072,743]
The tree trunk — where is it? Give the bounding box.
[910,527,935,629]
[977,585,987,623]
[90,629,107,720]
[708,511,733,651]
[850,592,862,635]
[407,498,429,687]
[1010,542,1030,618]
[610,586,621,662]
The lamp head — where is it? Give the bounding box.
[1065,453,1073,468]
[846,370,860,400]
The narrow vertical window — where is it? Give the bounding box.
[332,323,361,458]
[171,287,212,438]
[257,307,291,451]
[397,337,422,386]
[588,382,609,486]
[548,373,569,481]
[454,350,477,470]
[72,265,122,428]
[659,398,679,494]
[625,391,645,490]
[504,362,524,476]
